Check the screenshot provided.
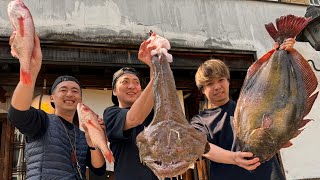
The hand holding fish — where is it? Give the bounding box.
[234,15,318,162]
[138,38,157,67]
[233,152,261,171]
[10,34,42,84]
[77,103,114,163]
[273,38,296,52]
[82,117,105,147]
[138,33,173,67]
[29,34,42,82]
[8,0,36,85]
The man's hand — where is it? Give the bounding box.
[138,39,157,67]
[273,38,296,53]
[233,151,261,171]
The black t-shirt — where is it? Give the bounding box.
[103,105,159,180]
[7,105,106,176]
[191,100,286,180]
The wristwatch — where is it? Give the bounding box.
[88,146,97,150]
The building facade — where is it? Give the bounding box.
[0,0,319,179]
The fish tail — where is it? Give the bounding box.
[265,15,311,43]
[99,144,114,163]
[20,69,32,85]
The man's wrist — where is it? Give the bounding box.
[88,146,97,150]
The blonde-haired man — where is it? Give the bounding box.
[190,36,296,180]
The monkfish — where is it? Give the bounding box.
[77,103,114,163]
[136,34,207,179]
[234,15,318,163]
[8,0,35,85]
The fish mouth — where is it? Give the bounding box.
[145,160,191,177]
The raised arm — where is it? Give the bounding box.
[124,39,156,130]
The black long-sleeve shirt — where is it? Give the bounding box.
[8,105,106,176]
[191,100,286,180]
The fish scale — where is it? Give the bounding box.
[77,103,114,163]
[234,14,318,163]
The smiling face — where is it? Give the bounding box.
[50,81,82,113]
[113,73,142,108]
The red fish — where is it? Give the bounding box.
[77,103,114,163]
[8,0,35,85]
[234,15,318,162]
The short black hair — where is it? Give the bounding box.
[111,67,140,105]
[50,75,81,108]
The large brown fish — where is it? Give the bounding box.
[77,103,114,163]
[8,0,35,85]
[136,34,207,179]
[234,15,318,163]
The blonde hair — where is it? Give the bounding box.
[195,59,230,90]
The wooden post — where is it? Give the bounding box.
[0,115,14,180]
[182,169,193,180]
[195,158,209,180]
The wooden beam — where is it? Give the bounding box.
[0,73,244,90]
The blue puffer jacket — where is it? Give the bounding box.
[25,114,88,180]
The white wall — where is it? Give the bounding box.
[280,43,320,180]
[1,0,320,178]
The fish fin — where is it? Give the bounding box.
[261,115,273,128]
[281,141,293,148]
[265,15,311,43]
[9,31,19,58]
[289,49,319,117]
[298,119,313,129]
[9,31,16,46]
[11,48,19,59]
[265,23,278,41]
[247,49,275,78]
[292,129,304,139]
[304,92,319,117]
